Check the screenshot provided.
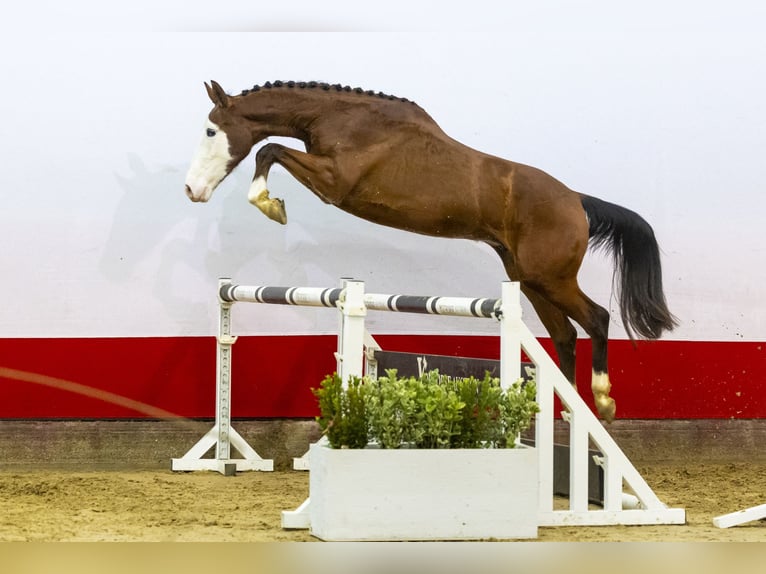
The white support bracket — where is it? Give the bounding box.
[526,322,685,526]
[281,497,312,530]
[363,330,382,380]
[171,278,273,474]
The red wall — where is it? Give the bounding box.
[0,336,763,419]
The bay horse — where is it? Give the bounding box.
[184,80,677,422]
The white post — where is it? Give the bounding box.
[568,408,590,513]
[337,279,366,385]
[534,358,555,516]
[215,284,237,461]
[601,451,624,511]
[499,281,522,389]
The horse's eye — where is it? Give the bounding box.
[206,128,216,137]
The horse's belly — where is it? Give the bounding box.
[340,193,483,240]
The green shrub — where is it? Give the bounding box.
[312,373,368,449]
[313,369,539,449]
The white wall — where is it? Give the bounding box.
[1,1,764,341]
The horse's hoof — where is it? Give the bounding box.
[251,189,288,225]
[596,397,617,424]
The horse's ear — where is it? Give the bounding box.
[205,80,230,108]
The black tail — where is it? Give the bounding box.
[580,194,678,340]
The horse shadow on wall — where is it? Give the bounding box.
[99,155,505,328]
[98,153,277,327]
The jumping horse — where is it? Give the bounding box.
[184,80,677,422]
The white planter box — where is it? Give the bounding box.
[309,443,538,541]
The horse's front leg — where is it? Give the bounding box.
[248,144,288,224]
[248,143,337,224]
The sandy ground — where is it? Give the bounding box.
[0,462,764,542]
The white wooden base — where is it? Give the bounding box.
[307,443,538,541]
[713,503,766,528]
[281,498,312,529]
[292,435,328,470]
[171,425,273,474]
[540,508,686,526]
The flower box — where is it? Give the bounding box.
[308,442,538,541]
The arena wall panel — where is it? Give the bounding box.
[1,336,762,419]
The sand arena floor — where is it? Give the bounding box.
[1,461,765,542]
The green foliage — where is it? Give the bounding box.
[364,369,425,448]
[416,370,466,449]
[312,373,368,449]
[450,373,505,448]
[500,378,541,445]
[313,369,540,449]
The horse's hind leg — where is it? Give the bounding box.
[529,279,615,422]
[523,289,578,384]
[495,247,578,383]
[508,206,616,421]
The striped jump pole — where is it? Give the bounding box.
[218,283,503,318]
[219,283,344,308]
[219,279,521,390]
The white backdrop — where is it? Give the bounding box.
[1,1,764,341]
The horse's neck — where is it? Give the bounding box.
[237,88,431,146]
[238,89,331,137]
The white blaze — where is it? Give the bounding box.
[184,120,232,202]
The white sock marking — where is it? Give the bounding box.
[591,370,611,395]
[248,175,268,204]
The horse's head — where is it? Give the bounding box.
[184,81,254,203]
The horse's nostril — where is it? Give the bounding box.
[185,184,192,197]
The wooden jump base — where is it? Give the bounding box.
[173,277,685,530]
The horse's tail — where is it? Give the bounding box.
[580,194,678,340]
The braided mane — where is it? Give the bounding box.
[240,80,416,105]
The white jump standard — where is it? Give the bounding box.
[171,278,274,474]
